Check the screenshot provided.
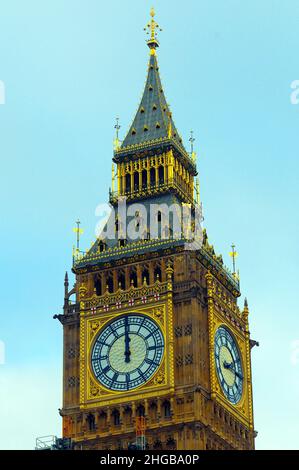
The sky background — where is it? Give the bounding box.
[0,0,299,450]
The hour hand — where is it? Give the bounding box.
[124,317,131,363]
[224,361,243,380]
[223,360,233,370]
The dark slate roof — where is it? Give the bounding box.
[120,52,185,151]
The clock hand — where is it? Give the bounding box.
[223,360,233,370]
[124,316,131,363]
[223,361,243,380]
[235,370,243,380]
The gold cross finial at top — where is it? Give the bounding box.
[113,116,121,151]
[73,219,84,251]
[144,7,162,52]
[189,130,195,153]
[229,243,238,275]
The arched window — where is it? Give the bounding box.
[118,238,126,248]
[118,273,125,290]
[149,401,158,421]
[134,172,139,191]
[106,275,114,293]
[94,276,102,296]
[130,270,137,288]
[123,406,132,426]
[142,169,147,189]
[112,409,120,426]
[98,411,107,429]
[125,174,131,193]
[150,167,156,187]
[136,404,145,417]
[158,166,164,185]
[142,268,149,285]
[154,266,162,282]
[98,240,106,253]
[162,400,171,418]
[87,413,96,431]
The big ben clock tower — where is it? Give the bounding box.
[55,9,256,450]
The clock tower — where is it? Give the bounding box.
[55,9,256,450]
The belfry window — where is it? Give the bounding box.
[125,174,131,193]
[158,166,164,185]
[154,266,162,282]
[134,172,139,191]
[130,270,137,288]
[150,168,156,187]
[118,273,125,290]
[142,268,149,285]
[142,169,147,189]
[106,276,114,293]
[94,276,102,296]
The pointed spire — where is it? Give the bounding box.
[114,8,196,177]
[64,272,69,306]
[242,297,249,321]
[120,38,184,151]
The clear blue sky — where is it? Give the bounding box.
[0,0,299,450]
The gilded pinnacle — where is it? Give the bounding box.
[144,7,162,52]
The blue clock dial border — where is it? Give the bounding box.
[91,314,165,391]
[214,326,244,405]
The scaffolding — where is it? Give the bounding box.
[136,416,146,450]
[35,435,72,450]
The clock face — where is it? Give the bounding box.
[215,326,243,404]
[91,314,164,391]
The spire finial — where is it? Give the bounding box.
[73,219,84,252]
[229,243,238,277]
[243,297,249,321]
[189,130,195,153]
[144,7,162,52]
[113,116,121,150]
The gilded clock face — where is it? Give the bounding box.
[215,326,243,404]
[91,314,164,391]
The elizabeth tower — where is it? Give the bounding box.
[56,10,256,450]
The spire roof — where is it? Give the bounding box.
[120,52,184,150]
[117,8,187,155]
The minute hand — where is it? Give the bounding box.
[124,317,131,363]
[223,361,243,380]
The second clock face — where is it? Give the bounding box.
[215,326,244,404]
[91,314,164,391]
